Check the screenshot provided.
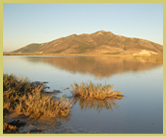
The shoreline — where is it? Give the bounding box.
[3,52,163,56]
[3,74,120,134]
[3,53,163,64]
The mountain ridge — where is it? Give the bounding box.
[12,30,163,56]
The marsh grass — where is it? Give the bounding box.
[3,121,18,133]
[3,74,72,118]
[71,82,123,100]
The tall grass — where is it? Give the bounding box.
[71,82,123,100]
[3,74,72,118]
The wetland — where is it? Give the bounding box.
[3,55,163,133]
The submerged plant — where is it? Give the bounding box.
[70,81,123,100]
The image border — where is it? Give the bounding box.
[0,1,165,137]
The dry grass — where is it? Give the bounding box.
[3,74,72,118]
[71,82,123,100]
[3,122,18,133]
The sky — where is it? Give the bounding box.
[3,3,163,52]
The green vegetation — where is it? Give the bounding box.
[70,82,123,100]
[3,74,72,118]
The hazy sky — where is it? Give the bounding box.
[3,3,163,52]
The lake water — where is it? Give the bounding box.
[3,55,163,133]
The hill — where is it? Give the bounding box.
[12,30,163,56]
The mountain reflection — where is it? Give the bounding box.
[71,96,123,112]
[25,56,162,78]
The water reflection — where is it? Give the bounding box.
[24,56,162,78]
[71,96,124,112]
[31,114,71,129]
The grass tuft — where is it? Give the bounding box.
[70,82,123,100]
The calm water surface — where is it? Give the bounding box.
[3,56,163,133]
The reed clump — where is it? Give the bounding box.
[3,74,72,118]
[71,82,123,100]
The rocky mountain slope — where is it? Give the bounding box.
[12,30,163,56]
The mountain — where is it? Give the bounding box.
[12,30,163,56]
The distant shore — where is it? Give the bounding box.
[2,52,139,56]
[3,52,163,64]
